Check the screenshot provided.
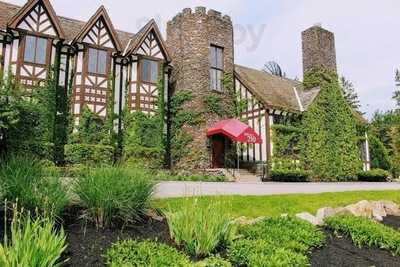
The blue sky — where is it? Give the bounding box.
[8,0,400,119]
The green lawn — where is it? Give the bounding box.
[153,190,400,218]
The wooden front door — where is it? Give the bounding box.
[212,135,225,168]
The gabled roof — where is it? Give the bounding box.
[8,0,65,38]
[0,0,134,48]
[72,5,122,51]
[124,19,171,61]
[235,64,312,113]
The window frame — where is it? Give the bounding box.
[210,45,224,92]
[86,46,109,76]
[23,35,48,65]
[140,58,160,84]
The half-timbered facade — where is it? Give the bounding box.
[0,1,370,172]
[0,0,170,123]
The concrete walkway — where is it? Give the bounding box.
[154,181,400,199]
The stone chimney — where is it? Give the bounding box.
[302,24,337,75]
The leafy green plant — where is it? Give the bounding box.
[104,239,191,267]
[369,135,392,171]
[64,144,114,165]
[0,204,67,267]
[165,197,236,257]
[326,215,400,255]
[357,169,391,182]
[0,155,68,216]
[228,216,324,266]
[195,255,232,267]
[74,167,154,228]
[300,68,362,181]
[270,169,310,182]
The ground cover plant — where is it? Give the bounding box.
[74,166,154,228]
[325,215,400,255]
[165,197,236,257]
[228,216,325,266]
[0,205,67,267]
[0,155,68,216]
[105,239,191,267]
[155,190,400,219]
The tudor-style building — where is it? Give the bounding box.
[0,0,170,125]
[0,1,370,173]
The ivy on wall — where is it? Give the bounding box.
[299,68,362,181]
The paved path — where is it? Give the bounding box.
[154,181,400,199]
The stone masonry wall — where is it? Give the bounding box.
[302,25,337,75]
[166,7,234,169]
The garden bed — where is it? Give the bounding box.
[62,209,171,267]
[311,216,400,267]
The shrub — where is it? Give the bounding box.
[155,171,227,182]
[65,144,114,165]
[369,135,392,171]
[195,255,232,267]
[74,167,154,228]
[0,156,68,216]
[357,169,391,182]
[228,217,324,266]
[0,205,67,266]
[165,197,236,257]
[325,215,400,255]
[104,239,191,267]
[270,169,310,182]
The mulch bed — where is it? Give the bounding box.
[62,207,172,267]
[311,216,400,267]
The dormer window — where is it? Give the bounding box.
[210,45,224,91]
[24,35,47,64]
[141,59,159,83]
[88,48,108,75]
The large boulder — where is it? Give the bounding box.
[316,207,336,223]
[371,201,387,221]
[296,212,321,226]
[345,200,374,218]
[379,200,400,216]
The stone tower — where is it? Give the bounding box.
[302,25,337,75]
[166,7,234,169]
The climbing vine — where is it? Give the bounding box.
[299,68,362,181]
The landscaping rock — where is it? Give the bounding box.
[316,207,336,223]
[296,212,321,226]
[233,216,265,225]
[345,200,373,218]
[334,207,353,216]
[371,201,387,221]
[380,200,400,216]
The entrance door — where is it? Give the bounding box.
[212,135,225,168]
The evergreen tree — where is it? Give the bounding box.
[394,69,400,108]
[340,76,361,112]
[300,68,362,181]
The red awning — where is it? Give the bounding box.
[207,119,262,144]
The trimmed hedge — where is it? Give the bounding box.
[105,240,191,267]
[11,142,54,161]
[65,144,114,165]
[357,169,391,182]
[271,169,310,182]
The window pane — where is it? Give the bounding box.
[216,70,223,91]
[97,50,107,74]
[24,36,36,63]
[36,37,47,64]
[216,47,223,69]
[210,69,216,90]
[142,60,150,81]
[210,46,216,68]
[150,61,159,82]
[88,48,97,73]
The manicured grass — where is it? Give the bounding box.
[153,190,400,218]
